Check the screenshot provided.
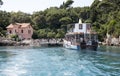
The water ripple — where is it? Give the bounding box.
[0,46,120,76]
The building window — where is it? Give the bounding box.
[21,30,23,33]
[79,24,82,29]
[9,30,12,34]
[28,30,31,34]
[15,29,16,33]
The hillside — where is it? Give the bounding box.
[0,0,120,41]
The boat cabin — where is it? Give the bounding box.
[66,19,97,42]
[67,19,92,34]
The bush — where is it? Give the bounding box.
[10,34,19,41]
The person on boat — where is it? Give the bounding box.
[80,38,83,42]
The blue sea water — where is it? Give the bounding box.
[0,46,120,76]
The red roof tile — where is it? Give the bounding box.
[6,23,31,29]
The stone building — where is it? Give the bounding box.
[6,23,33,40]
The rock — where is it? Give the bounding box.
[111,37,119,46]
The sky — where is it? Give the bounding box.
[0,0,94,14]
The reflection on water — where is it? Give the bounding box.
[0,46,120,76]
[0,51,17,72]
[97,46,120,57]
[1,52,28,76]
[0,51,16,58]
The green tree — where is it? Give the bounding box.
[68,8,79,23]
[114,23,120,37]
[37,29,47,38]
[60,17,72,26]
[10,11,32,23]
[55,29,65,38]
[46,7,64,29]
[60,0,74,9]
[0,11,11,30]
[107,20,116,34]
[79,7,90,21]
[32,11,46,29]
[59,17,72,31]
[47,31,56,38]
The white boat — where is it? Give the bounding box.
[63,39,78,50]
[63,19,98,51]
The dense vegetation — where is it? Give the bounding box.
[0,0,120,41]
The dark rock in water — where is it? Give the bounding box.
[0,40,29,46]
[0,41,15,46]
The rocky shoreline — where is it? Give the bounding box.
[0,40,29,46]
[102,34,120,46]
[0,37,120,47]
[0,37,63,46]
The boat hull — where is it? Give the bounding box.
[63,40,98,51]
[63,44,79,50]
[63,44,98,51]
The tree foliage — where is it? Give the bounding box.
[10,11,32,23]
[0,11,11,30]
[60,0,74,9]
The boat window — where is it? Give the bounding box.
[79,24,82,29]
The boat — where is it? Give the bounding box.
[63,19,98,51]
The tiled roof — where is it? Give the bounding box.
[6,24,14,28]
[6,23,31,28]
